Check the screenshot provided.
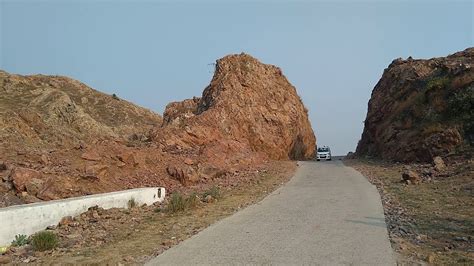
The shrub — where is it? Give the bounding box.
[167,193,187,213]
[31,231,58,251]
[166,192,200,213]
[426,76,451,91]
[112,93,120,100]
[202,186,221,200]
[11,234,29,247]
[447,85,474,137]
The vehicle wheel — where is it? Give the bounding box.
[316,159,320,161]
[328,158,332,161]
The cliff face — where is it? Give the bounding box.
[356,48,474,162]
[156,53,316,161]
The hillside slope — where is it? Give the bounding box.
[0,70,162,151]
[356,48,473,162]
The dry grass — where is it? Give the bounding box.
[31,231,59,252]
[346,159,474,265]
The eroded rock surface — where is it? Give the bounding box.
[155,53,316,161]
[356,48,474,162]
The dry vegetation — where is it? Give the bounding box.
[345,159,474,265]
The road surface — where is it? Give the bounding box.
[147,161,395,265]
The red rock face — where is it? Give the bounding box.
[356,48,474,162]
[11,167,42,192]
[0,53,315,205]
[155,53,316,161]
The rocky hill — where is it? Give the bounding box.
[152,53,315,185]
[0,71,164,206]
[0,54,316,207]
[0,70,162,151]
[155,53,316,161]
[356,48,473,162]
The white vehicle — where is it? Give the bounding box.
[316,146,332,161]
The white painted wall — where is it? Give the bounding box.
[0,187,165,246]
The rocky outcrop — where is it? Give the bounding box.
[0,53,315,206]
[356,48,474,162]
[155,53,316,161]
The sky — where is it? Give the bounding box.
[1,0,473,155]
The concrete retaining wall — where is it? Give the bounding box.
[0,187,165,246]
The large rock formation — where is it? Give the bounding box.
[154,53,316,161]
[356,48,473,162]
[0,53,315,206]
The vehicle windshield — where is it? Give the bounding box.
[318,147,329,152]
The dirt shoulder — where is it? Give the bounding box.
[344,158,474,265]
[1,160,296,265]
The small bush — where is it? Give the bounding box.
[166,192,200,213]
[167,193,187,213]
[447,86,474,135]
[426,76,451,91]
[112,93,120,100]
[11,234,29,247]
[127,198,137,209]
[202,186,221,200]
[31,231,58,251]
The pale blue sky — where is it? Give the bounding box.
[1,1,473,155]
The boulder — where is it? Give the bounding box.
[432,156,446,172]
[59,216,75,226]
[402,170,421,184]
[20,192,42,203]
[198,165,228,180]
[24,178,45,196]
[11,167,42,192]
[36,183,60,201]
[0,192,23,207]
[166,165,199,185]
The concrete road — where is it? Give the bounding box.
[147,161,394,265]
